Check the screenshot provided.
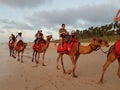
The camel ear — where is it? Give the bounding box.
[99,40,102,43]
[93,38,96,41]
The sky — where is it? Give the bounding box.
[0,0,119,42]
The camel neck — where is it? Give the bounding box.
[45,39,50,48]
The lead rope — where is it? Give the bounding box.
[100,48,109,54]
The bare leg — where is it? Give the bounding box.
[56,53,61,70]
[61,55,66,74]
[117,58,120,78]
[42,51,46,66]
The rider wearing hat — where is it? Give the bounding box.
[14,32,23,47]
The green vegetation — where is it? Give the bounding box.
[52,22,120,43]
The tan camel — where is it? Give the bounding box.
[56,38,109,77]
[13,41,27,63]
[32,35,52,66]
[99,43,120,83]
[99,9,120,83]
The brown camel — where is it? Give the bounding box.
[13,41,27,63]
[56,38,109,77]
[32,35,52,66]
[99,43,120,83]
[8,41,15,57]
[99,9,120,83]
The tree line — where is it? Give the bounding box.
[75,22,120,39]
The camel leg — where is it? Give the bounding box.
[61,55,66,74]
[35,51,37,64]
[117,58,120,78]
[21,52,24,63]
[75,54,80,64]
[13,50,17,59]
[99,54,116,83]
[36,52,40,64]
[9,48,11,56]
[32,51,35,62]
[18,52,20,61]
[69,55,77,78]
[56,53,61,70]
[67,54,80,75]
[42,51,46,66]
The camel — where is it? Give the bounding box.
[99,8,120,83]
[32,35,52,66]
[99,41,120,83]
[8,41,15,57]
[13,41,27,63]
[56,38,109,77]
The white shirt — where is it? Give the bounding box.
[16,35,23,42]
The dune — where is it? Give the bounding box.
[0,42,119,90]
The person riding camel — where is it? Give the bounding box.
[34,30,45,45]
[114,9,120,39]
[114,9,120,22]
[14,32,23,48]
[59,24,67,49]
[9,33,16,44]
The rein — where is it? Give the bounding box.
[89,44,100,51]
[100,48,109,54]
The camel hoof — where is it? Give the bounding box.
[63,70,66,74]
[32,59,34,62]
[36,61,39,64]
[12,55,16,59]
[98,81,104,84]
[72,75,78,78]
[67,70,72,75]
[21,61,24,63]
[18,59,20,61]
[42,64,46,66]
[117,73,120,78]
[56,66,60,70]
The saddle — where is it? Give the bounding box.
[33,39,46,52]
[57,36,77,54]
[15,40,24,51]
[115,40,120,58]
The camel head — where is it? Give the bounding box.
[91,38,109,48]
[46,35,52,41]
[24,43,27,48]
[99,40,109,47]
[91,38,101,46]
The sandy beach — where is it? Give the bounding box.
[0,42,120,90]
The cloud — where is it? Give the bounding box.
[0,19,35,30]
[0,0,52,8]
[25,2,119,29]
[0,30,5,34]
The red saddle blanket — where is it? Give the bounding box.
[33,43,42,52]
[15,45,21,51]
[57,42,75,54]
[115,40,120,56]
